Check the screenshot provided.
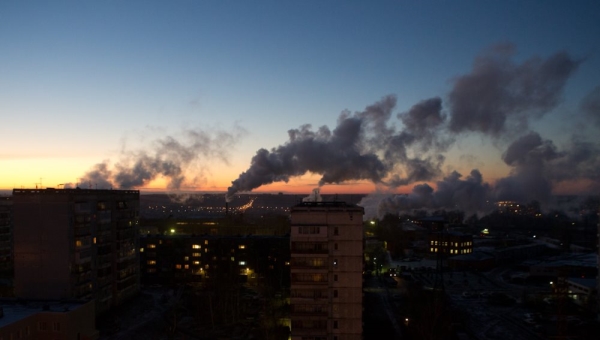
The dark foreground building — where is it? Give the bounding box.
[290,201,364,340]
[12,188,140,314]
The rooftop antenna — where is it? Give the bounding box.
[35,177,44,189]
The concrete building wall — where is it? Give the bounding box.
[13,194,72,299]
[290,202,363,340]
[11,189,139,314]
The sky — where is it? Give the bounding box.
[1,1,599,211]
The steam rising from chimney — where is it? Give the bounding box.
[228,43,589,210]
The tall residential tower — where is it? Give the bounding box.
[290,201,364,340]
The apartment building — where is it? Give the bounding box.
[139,234,289,287]
[12,188,140,314]
[290,201,363,340]
[0,196,12,277]
[428,231,473,257]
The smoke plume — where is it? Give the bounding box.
[227,95,448,200]
[371,169,492,218]
[73,126,245,190]
[228,44,590,209]
[448,43,581,136]
[580,85,600,128]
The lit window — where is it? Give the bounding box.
[204,248,208,253]
[204,240,208,245]
[239,261,246,266]
[75,240,82,247]
[430,247,434,252]
[184,264,189,269]
[147,260,156,265]
[140,248,144,253]
[192,252,201,257]
[231,257,235,261]
[194,261,200,265]
[175,264,182,269]
[192,244,201,249]
[93,237,97,244]
[184,256,189,261]
[148,244,156,249]
[239,245,245,249]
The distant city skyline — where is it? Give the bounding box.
[1,1,599,202]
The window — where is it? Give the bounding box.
[192,244,201,249]
[148,244,156,249]
[333,320,338,329]
[175,264,182,269]
[193,261,200,265]
[204,240,208,245]
[239,261,246,266]
[334,243,338,250]
[238,244,245,249]
[299,226,320,234]
[333,290,338,298]
[334,227,339,236]
[184,256,189,261]
[192,252,201,257]
[334,274,338,282]
[53,322,60,332]
[333,259,338,266]
[184,264,189,269]
[147,260,156,265]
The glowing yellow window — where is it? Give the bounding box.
[192,244,201,249]
[239,245,245,249]
[147,260,156,265]
[148,244,156,249]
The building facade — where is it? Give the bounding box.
[428,231,473,257]
[0,197,12,282]
[139,234,290,288]
[0,300,99,340]
[12,188,140,314]
[290,201,363,340]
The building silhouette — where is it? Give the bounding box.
[12,188,140,314]
[290,201,364,340]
